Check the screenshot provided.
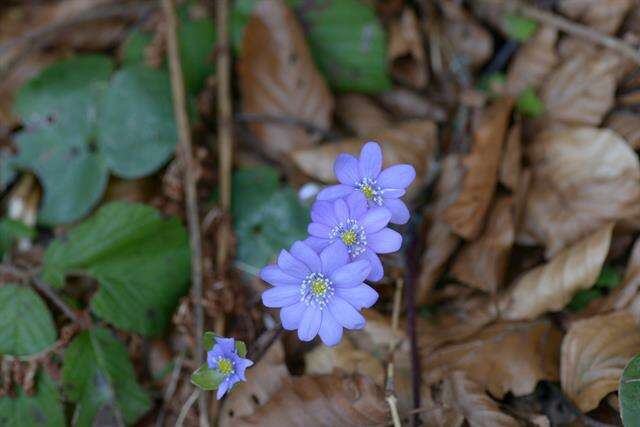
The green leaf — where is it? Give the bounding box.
[98,65,177,179]
[596,265,622,290]
[62,328,150,426]
[0,284,56,357]
[235,340,247,358]
[516,86,544,117]
[0,218,35,256]
[620,353,640,426]
[567,288,601,312]
[204,332,218,351]
[0,370,65,427]
[120,29,153,65]
[179,18,217,94]
[478,72,506,98]
[42,202,190,336]
[0,148,16,192]
[232,167,309,268]
[505,14,538,42]
[191,364,226,390]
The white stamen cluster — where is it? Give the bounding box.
[330,219,367,257]
[300,272,334,309]
[356,178,383,206]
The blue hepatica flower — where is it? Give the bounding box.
[317,141,416,225]
[260,241,378,346]
[305,192,401,281]
[207,337,254,399]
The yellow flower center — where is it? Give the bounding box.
[361,184,374,200]
[311,279,329,297]
[341,230,357,246]
[218,358,234,376]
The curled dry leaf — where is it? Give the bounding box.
[561,312,640,412]
[432,371,520,427]
[219,341,290,426]
[519,127,640,256]
[498,123,522,192]
[376,88,447,122]
[559,0,632,35]
[304,339,384,386]
[439,0,493,68]
[239,0,333,161]
[499,223,613,320]
[388,8,428,89]
[505,27,558,96]
[443,98,512,240]
[423,319,562,398]
[230,371,389,427]
[417,155,464,303]
[605,110,640,149]
[292,120,438,194]
[450,195,515,294]
[334,94,391,136]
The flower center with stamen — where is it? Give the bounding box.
[300,272,334,309]
[217,357,234,376]
[357,178,383,206]
[330,219,367,257]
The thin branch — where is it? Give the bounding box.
[175,389,200,427]
[385,278,404,427]
[155,349,186,427]
[249,324,283,365]
[32,277,80,324]
[161,1,207,426]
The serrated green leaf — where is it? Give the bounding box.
[0,370,65,427]
[232,167,309,268]
[98,65,177,179]
[204,332,218,351]
[235,340,247,358]
[42,202,190,336]
[191,364,226,390]
[0,218,35,256]
[120,29,153,65]
[0,284,56,357]
[62,328,150,426]
[179,18,217,94]
[516,86,544,117]
[620,353,640,426]
[505,14,538,42]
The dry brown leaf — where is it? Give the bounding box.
[437,371,520,427]
[231,371,389,427]
[450,195,514,294]
[596,237,640,314]
[334,94,391,136]
[443,98,512,240]
[519,127,640,256]
[499,123,522,192]
[439,0,493,68]
[423,320,562,398]
[376,88,447,122]
[499,224,613,320]
[219,341,290,426]
[539,51,618,126]
[239,0,333,160]
[417,155,464,303]
[605,110,640,149]
[561,312,640,412]
[304,339,384,385]
[505,27,558,96]
[559,0,633,35]
[292,120,438,194]
[388,8,428,89]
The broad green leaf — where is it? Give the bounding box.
[62,328,150,426]
[505,15,538,42]
[232,167,309,268]
[204,332,218,351]
[620,353,640,426]
[120,29,153,65]
[0,284,56,357]
[0,218,35,256]
[516,86,544,117]
[235,340,248,358]
[179,18,217,94]
[98,65,177,179]
[191,364,226,390]
[0,371,65,427]
[596,265,621,290]
[568,265,622,311]
[42,202,190,336]
[567,288,601,312]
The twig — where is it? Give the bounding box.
[385,279,404,427]
[32,277,80,324]
[496,0,640,65]
[175,389,200,427]
[161,1,207,426]
[249,324,283,365]
[155,349,186,427]
[235,113,338,140]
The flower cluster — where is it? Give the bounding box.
[260,142,415,346]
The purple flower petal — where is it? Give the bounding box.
[333,198,349,223]
[277,249,310,278]
[328,297,366,329]
[304,236,331,252]
[360,207,391,234]
[260,265,299,286]
[346,192,368,219]
[298,306,322,341]
[336,284,378,310]
[280,301,307,330]
[317,184,354,201]
[381,188,406,198]
[377,164,416,189]
[367,228,402,253]
[308,223,332,238]
[311,200,338,226]
[290,241,321,272]
[318,310,343,346]
[357,249,383,281]
[320,241,349,275]
[359,141,382,179]
[216,379,230,400]
[383,198,410,225]
[262,286,300,308]
[235,358,254,381]
[215,337,235,354]
[330,259,370,287]
[335,153,360,185]
[207,347,224,367]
